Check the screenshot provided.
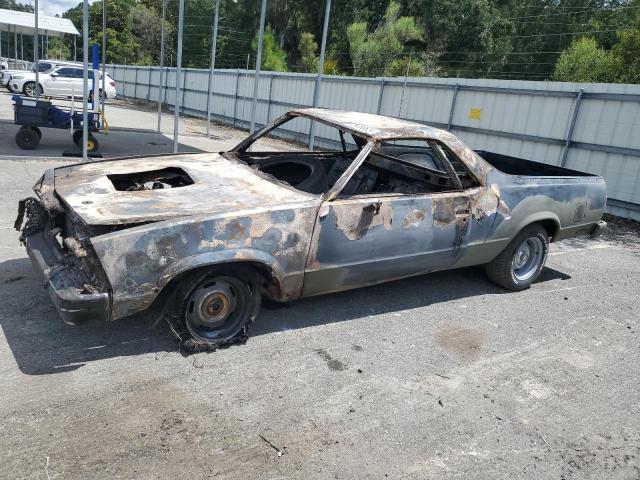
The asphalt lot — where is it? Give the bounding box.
[0,101,639,479]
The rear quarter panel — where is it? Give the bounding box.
[490,172,607,245]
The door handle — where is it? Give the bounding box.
[454,208,470,216]
[363,201,381,215]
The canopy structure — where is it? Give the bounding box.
[0,8,79,37]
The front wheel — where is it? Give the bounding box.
[23,82,42,97]
[172,266,261,351]
[485,224,549,291]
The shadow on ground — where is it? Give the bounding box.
[0,257,570,375]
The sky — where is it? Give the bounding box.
[22,0,91,18]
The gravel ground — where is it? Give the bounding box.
[0,158,639,479]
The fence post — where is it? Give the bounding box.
[232,69,240,127]
[181,68,187,114]
[265,74,274,123]
[376,78,385,115]
[146,68,151,101]
[133,66,138,98]
[560,88,584,167]
[122,62,127,98]
[447,83,459,131]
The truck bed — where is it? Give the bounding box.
[475,150,596,177]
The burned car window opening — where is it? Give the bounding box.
[229,115,368,196]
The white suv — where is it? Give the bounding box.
[10,65,117,100]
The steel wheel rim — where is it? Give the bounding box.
[512,237,543,282]
[184,276,249,341]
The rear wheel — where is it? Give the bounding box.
[23,82,42,97]
[485,224,549,291]
[172,266,261,351]
[15,126,40,150]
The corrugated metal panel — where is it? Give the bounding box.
[106,65,640,217]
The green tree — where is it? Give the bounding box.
[47,37,72,61]
[552,37,617,83]
[612,16,640,83]
[347,1,423,77]
[252,26,288,71]
[298,32,318,72]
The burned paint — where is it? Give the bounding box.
[18,107,607,326]
[403,209,426,229]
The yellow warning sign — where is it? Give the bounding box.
[469,108,482,120]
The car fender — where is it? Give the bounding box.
[157,247,283,290]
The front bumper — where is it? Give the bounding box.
[24,228,110,325]
[590,220,607,239]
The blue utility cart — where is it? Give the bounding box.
[12,95,102,152]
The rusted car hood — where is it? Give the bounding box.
[53,153,314,226]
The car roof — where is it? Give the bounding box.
[290,108,449,141]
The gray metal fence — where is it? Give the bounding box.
[107,64,640,220]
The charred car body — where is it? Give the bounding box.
[16,109,607,348]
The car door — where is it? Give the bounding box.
[44,67,73,96]
[302,140,473,297]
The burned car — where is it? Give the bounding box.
[16,109,607,348]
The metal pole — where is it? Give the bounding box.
[376,78,385,114]
[308,0,331,149]
[74,36,76,61]
[45,30,48,58]
[14,24,17,66]
[397,49,413,117]
[34,0,40,98]
[82,0,89,160]
[250,0,267,134]
[173,0,185,153]
[157,0,166,132]
[20,33,23,60]
[560,88,584,167]
[101,0,107,118]
[447,83,459,131]
[205,0,220,137]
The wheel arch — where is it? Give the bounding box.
[511,213,560,243]
[156,249,286,302]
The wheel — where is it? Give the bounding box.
[173,266,261,351]
[257,156,328,194]
[89,89,104,102]
[23,82,42,97]
[485,224,549,291]
[15,126,40,150]
[86,134,99,153]
[31,126,42,140]
[72,130,82,147]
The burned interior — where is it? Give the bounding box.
[227,113,480,197]
[107,167,194,191]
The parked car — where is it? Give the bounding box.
[1,59,73,88]
[15,109,606,350]
[10,64,117,100]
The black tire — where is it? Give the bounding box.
[257,156,328,194]
[73,131,99,153]
[15,127,40,150]
[173,265,262,351]
[485,224,549,291]
[31,126,42,140]
[72,130,82,147]
[23,82,42,97]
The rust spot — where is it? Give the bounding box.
[432,198,456,227]
[403,209,426,229]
